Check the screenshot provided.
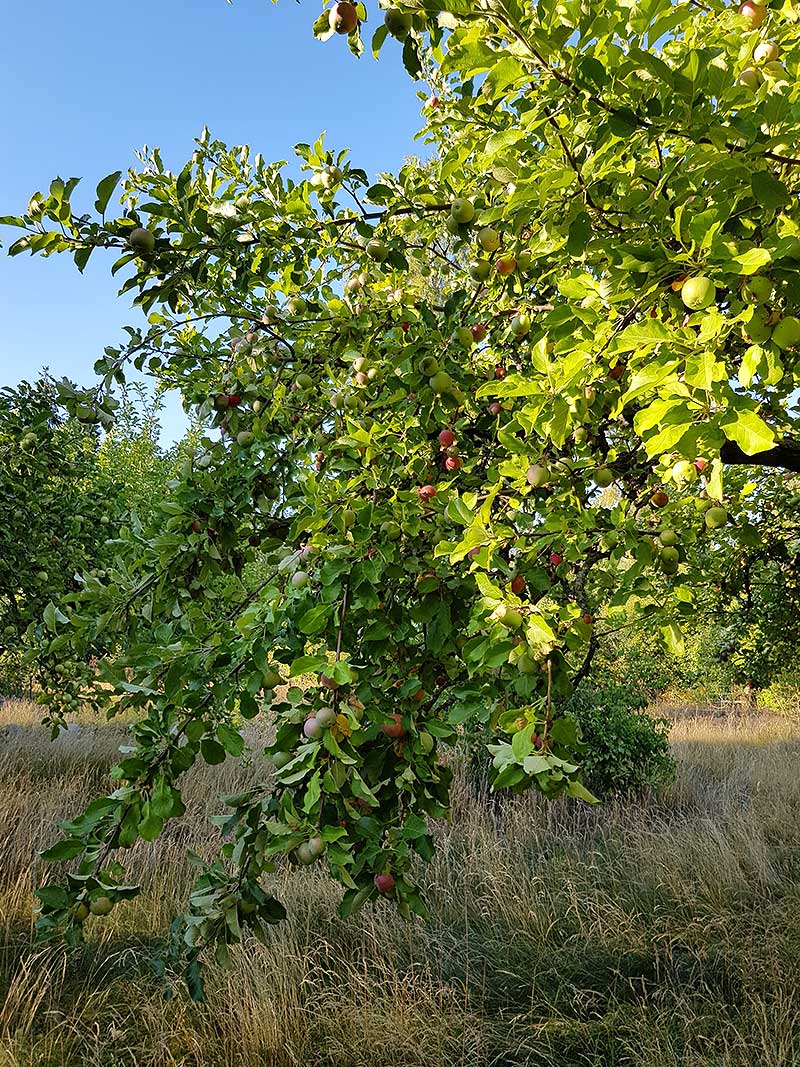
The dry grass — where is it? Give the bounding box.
[1,699,800,1066]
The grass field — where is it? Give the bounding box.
[1,698,800,1067]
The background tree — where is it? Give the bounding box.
[2,0,800,995]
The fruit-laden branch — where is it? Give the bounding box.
[720,438,800,473]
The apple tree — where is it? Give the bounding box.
[3,0,800,995]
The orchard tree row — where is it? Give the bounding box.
[2,0,800,996]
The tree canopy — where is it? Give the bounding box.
[3,0,800,996]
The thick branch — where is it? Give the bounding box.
[720,438,800,473]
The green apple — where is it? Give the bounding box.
[450,198,475,224]
[681,276,716,311]
[384,8,412,38]
[594,468,613,488]
[366,238,388,262]
[477,226,500,252]
[705,506,728,529]
[771,316,800,349]
[742,276,772,303]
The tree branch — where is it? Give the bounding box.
[720,437,800,473]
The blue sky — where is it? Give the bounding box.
[0,0,425,442]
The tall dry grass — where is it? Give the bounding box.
[1,699,800,1066]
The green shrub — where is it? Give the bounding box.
[758,672,800,721]
[565,683,676,795]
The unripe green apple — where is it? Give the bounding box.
[741,275,772,304]
[128,227,155,256]
[744,307,772,344]
[454,325,474,348]
[659,529,679,547]
[384,7,412,38]
[754,40,780,64]
[495,604,523,629]
[450,198,475,224]
[681,276,716,311]
[308,836,326,858]
[510,313,530,338]
[429,371,453,394]
[705,506,728,529]
[236,430,255,447]
[89,896,114,916]
[526,463,549,487]
[517,653,538,674]
[660,546,679,565]
[477,226,501,252]
[287,296,307,316]
[291,571,309,589]
[271,750,292,769]
[418,355,439,376]
[672,459,697,482]
[594,467,613,488]
[296,843,316,865]
[366,238,388,262]
[737,68,761,89]
[771,315,800,349]
[296,373,314,390]
[75,903,90,922]
[419,730,434,754]
[469,260,491,283]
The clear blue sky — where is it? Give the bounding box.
[0,0,425,442]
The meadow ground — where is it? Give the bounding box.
[1,698,799,1067]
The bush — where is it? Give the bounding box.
[565,683,675,796]
[758,673,800,721]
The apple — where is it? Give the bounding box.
[738,1,766,26]
[754,40,780,63]
[429,371,453,394]
[382,713,405,738]
[496,256,517,276]
[354,371,369,386]
[549,552,563,566]
[681,276,716,310]
[320,673,340,690]
[226,394,242,407]
[742,276,772,303]
[316,706,337,727]
[705,506,729,529]
[74,902,90,922]
[771,315,800,349]
[495,605,523,629]
[366,238,388,262]
[510,312,530,338]
[672,459,697,482]
[384,7,412,37]
[488,402,502,416]
[471,323,488,342]
[329,1,359,33]
[418,484,437,502]
[695,458,708,472]
[308,836,326,858]
[581,613,592,625]
[296,843,316,865]
[469,260,492,283]
[511,575,526,595]
[438,429,456,448]
[494,365,506,379]
[128,227,155,256]
[660,546,680,566]
[526,463,549,487]
[454,325,474,348]
[594,467,613,488]
[477,226,501,252]
[659,529,679,547]
[271,750,292,769]
[287,296,307,316]
[353,356,369,372]
[418,355,439,376]
[237,430,255,447]
[303,717,322,739]
[608,363,625,380]
[737,68,761,89]
[295,373,313,390]
[346,275,362,293]
[291,571,309,589]
[450,198,475,224]
[744,308,772,344]
[445,455,462,471]
[374,873,396,894]
[651,490,669,508]
[89,896,114,916]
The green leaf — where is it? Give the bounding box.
[720,409,775,456]
[751,170,790,209]
[95,171,122,214]
[41,839,85,862]
[201,739,226,765]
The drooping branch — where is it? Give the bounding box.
[720,438,800,473]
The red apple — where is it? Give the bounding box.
[651,491,669,508]
[511,575,526,595]
[382,713,405,739]
[471,323,488,342]
[418,484,437,502]
[445,455,462,471]
[494,365,507,379]
[438,429,455,449]
[582,613,592,625]
[488,402,502,416]
[608,364,625,381]
[374,873,396,894]
[695,458,708,472]
[226,394,242,406]
[329,1,358,33]
[496,256,517,276]
[738,0,766,26]
[549,552,563,566]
